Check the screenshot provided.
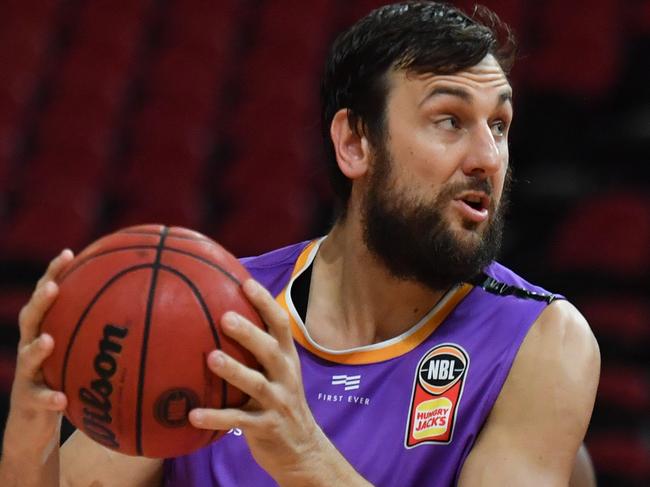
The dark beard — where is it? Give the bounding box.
[361,141,509,291]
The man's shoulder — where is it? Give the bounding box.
[529,300,600,366]
[239,240,313,296]
[473,261,562,304]
[476,261,598,399]
[239,240,312,269]
[458,285,600,485]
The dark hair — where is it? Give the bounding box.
[320,1,517,216]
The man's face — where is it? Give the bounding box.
[361,55,513,290]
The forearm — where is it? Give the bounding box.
[0,419,61,487]
[0,251,74,487]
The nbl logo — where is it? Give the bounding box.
[418,352,466,394]
[405,344,469,448]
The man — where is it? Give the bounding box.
[0,2,599,486]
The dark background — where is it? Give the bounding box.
[0,0,648,485]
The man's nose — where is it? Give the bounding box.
[461,124,502,178]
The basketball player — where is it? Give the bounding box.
[0,2,600,486]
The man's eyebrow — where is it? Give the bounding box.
[419,86,514,108]
[498,90,513,106]
[419,86,472,106]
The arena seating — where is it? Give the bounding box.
[548,189,650,486]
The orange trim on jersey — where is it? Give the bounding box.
[275,239,474,365]
[289,240,319,278]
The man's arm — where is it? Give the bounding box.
[0,251,74,487]
[58,279,370,487]
[570,443,597,487]
[59,431,162,487]
[187,279,372,487]
[458,300,600,486]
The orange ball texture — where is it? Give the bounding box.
[40,225,264,458]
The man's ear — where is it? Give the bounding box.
[330,109,371,180]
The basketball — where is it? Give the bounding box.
[40,224,264,458]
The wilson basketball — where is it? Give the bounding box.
[40,224,264,458]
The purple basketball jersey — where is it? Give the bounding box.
[164,239,557,486]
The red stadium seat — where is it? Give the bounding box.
[113,196,204,231]
[2,0,60,19]
[165,0,241,53]
[112,151,205,230]
[597,366,650,414]
[0,22,51,110]
[0,176,101,262]
[215,145,314,255]
[241,47,321,81]
[147,47,228,115]
[112,133,207,228]
[129,102,215,154]
[341,0,388,26]
[54,44,134,114]
[524,0,622,98]
[257,0,332,39]
[21,151,107,199]
[0,286,31,326]
[0,351,17,395]
[220,0,329,254]
[637,0,650,34]
[0,159,12,197]
[75,0,149,49]
[549,190,650,277]
[215,181,314,257]
[587,431,650,482]
[0,122,18,188]
[0,205,97,262]
[0,91,26,133]
[221,160,304,198]
[37,98,115,171]
[122,141,206,187]
[229,95,312,146]
[578,297,650,345]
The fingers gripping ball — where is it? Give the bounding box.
[40,225,264,458]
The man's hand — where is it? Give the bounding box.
[188,279,371,487]
[0,250,74,486]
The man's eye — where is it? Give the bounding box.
[436,118,459,130]
[491,120,507,136]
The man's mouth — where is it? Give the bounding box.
[454,192,491,223]
[460,191,490,210]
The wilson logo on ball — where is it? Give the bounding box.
[79,323,128,449]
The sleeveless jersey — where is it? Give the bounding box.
[164,238,558,486]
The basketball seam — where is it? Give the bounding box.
[60,264,154,394]
[159,265,228,412]
[135,226,169,456]
[119,229,213,244]
[59,246,159,281]
[164,247,241,286]
[60,245,242,287]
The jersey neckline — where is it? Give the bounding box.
[276,238,473,364]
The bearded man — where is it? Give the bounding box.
[1,3,599,486]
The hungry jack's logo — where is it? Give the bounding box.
[405,344,469,448]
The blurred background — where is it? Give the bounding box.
[0,0,648,484]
